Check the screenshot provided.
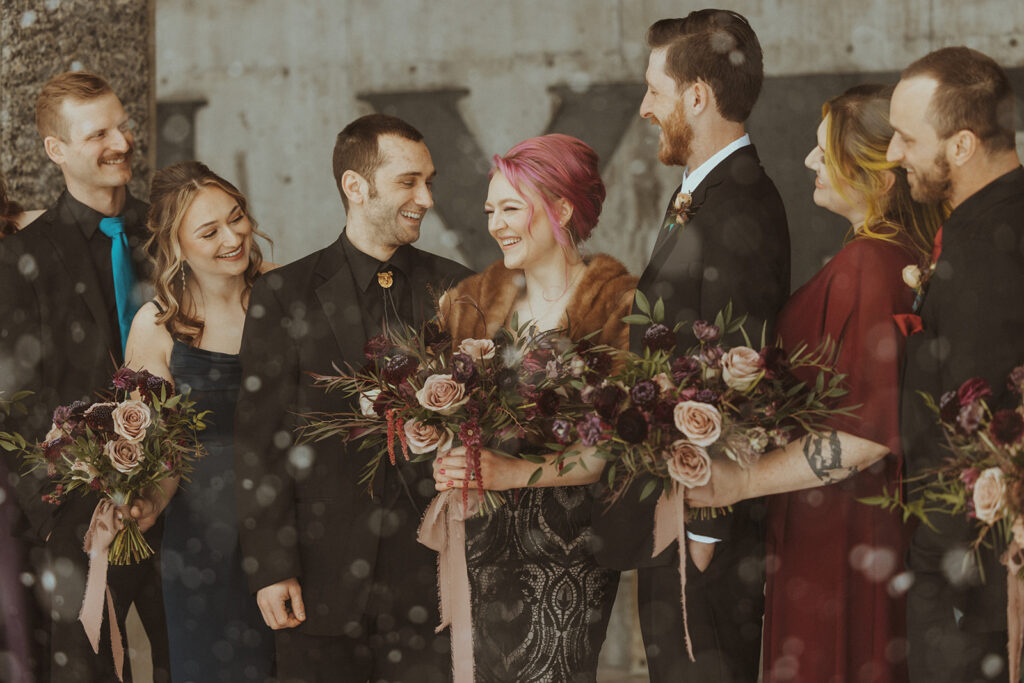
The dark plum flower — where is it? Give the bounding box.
[576,414,606,447]
[449,353,478,385]
[363,334,392,361]
[616,408,649,444]
[651,400,677,428]
[84,403,116,433]
[957,377,992,408]
[551,418,573,445]
[692,320,720,343]
[495,367,519,394]
[679,387,699,401]
[939,390,959,423]
[536,389,560,417]
[144,374,172,399]
[422,319,452,351]
[630,380,659,409]
[759,346,789,380]
[584,351,613,379]
[593,385,626,421]
[671,356,701,384]
[574,339,594,355]
[990,410,1024,446]
[694,389,719,405]
[383,353,419,385]
[112,367,138,391]
[642,323,675,353]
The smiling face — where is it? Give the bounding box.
[178,186,253,282]
[48,93,134,195]
[361,134,435,251]
[887,76,952,205]
[640,47,694,167]
[804,116,867,225]
[485,171,566,273]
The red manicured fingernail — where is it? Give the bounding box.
[447,480,453,488]
[439,469,445,475]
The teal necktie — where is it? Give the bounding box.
[98,216,139,355]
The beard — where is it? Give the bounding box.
[656,103,694,167]
[907,150,952,205]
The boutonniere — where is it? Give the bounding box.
[902,261,936,313]
[664,191,695,232]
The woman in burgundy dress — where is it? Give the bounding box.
[689,84,943,682]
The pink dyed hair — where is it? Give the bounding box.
[490,134,606,246]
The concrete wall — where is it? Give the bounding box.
[153,0,1024,288]
[0,0,155,207]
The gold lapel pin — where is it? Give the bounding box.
[377,270,394,289]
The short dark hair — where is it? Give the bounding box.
[36,71,114,140]
[902,47,1015,153]
[331,114,424,209]
[647,10,763,122]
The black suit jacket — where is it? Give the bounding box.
[0,190,152,542]
[595,144,790,569]
[235,233,472,635]
[901,165,1024,631]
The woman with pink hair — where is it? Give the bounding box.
[433,134,637,681]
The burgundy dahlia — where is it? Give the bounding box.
[938,390,959,423]
[383,353,419,385]
[363,334,393,361]
[642,323,675,353]
[536,389,560,417]
[616,408,649,444]
[990,409,1024,446]
[592,385,626,421]
[84,403,116,433]
[759,346,789,380]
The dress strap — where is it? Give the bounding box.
[149,298,166,315]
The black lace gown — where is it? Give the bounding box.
[162,340,274,682]
[465,484,619,682]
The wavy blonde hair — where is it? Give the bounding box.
[822,84,944,257]
[146,161,269,345]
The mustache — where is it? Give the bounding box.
[99,146,134,163]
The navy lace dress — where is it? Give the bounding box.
[162,339,273,682]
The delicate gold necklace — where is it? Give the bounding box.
[526,264,585,327]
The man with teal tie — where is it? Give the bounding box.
[0,71,169,682]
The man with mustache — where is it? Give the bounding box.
[888,46,1024,683]
[593,10,790,682]
[0,72,168,681]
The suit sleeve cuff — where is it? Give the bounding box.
[686,531,721,543]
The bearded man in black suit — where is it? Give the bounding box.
[235,114,473,683]
[0,71,168,682]
[593,10,790,682]
[888,46,1024,683]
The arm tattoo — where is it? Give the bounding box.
[802,430,859,484]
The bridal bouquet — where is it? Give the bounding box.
[585,295,852,510]
[867,367,1024,561]
[21,368,208,564]
[299,316,601,510]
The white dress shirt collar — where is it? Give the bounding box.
[680,133,752,194]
